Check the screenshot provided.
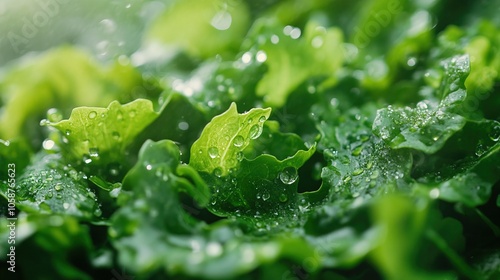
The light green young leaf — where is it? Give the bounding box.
[247,20,344,107]
[145,0,250,58]
[190,102,271,176]
[189,103,316,223]
[0,47,150,140]
[48,99,158,167]
[372,55,470,153]
[370,195,464,280]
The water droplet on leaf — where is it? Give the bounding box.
[262,192,270,201]
[489,125,500,141]
[233,135,244,147]
[279,167,298,185]
[47,108,63,122]
[89,147,99,157]
[208,147,219,159]
[213,167,222,177]
[249,125,262,139]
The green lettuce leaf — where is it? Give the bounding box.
[189,102,271,176]
[111,139,318,279]
[317,104,413,205]
[47,99,158,171]
[0,47,154,141]
[10,152,101,219]
[369,195,475,280]
[245,20,344,107]
[372,55,470,153]
[189,103,316,223]
[0,214,94,280]
[144,0,250,59]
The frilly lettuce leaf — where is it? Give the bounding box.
[110,139,318,279]
[47,99,158,171]
[10,152,101,219]
[189,102,271,176]
[190,103,316,225]
[372,55,470,154]
[0,47,154,141]
[144,0,250,59]
[245,20,344,107]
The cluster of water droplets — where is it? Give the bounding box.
[17,158,101,218]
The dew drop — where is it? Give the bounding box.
[47,108,63,122]
[213,167,223,177]
[99,19,116,33]
[42,139,56,150]
[63,202,70,209]
[271,34,279,44]
[83,154,92,164]
[416,101,428,110]
[236,152,244,161]
[259,116,266,122]
[47,192,53,198]
[208,147,219,159]
[89,147,99,157]
[429,188,440,199]
[262,192,270,201]
[489,125,500,141]
[241,52,252,64]
[94,208,102,217]
[233,135,244,147]
[256,50,267,63]
[279,167,298,185]
[475,142,487,157]
[353,169,364,176]
[366,161,373,169]
[178,121,189,131]
[249,125,262,139]
[88,111,97,119]
[40,119,49,126]
[351,146,363,156]
[311,36,323,48]
[279,193,288,202]
[290,27,301,39]
[211,11,232,31]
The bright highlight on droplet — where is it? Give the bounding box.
[256,50,267,63]
[242,52,252,64]
[211,11,232,30]
[178,121,189,131]
[429,188,440,199]
[271,35,279,44]
[290,28,301,39]
[42,139,55,150]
